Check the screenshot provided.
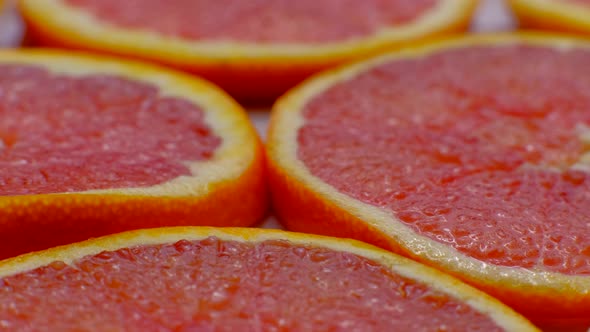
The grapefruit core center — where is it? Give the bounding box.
[0,236,504,330]
[63,0,437,44]
[0,64,221,196]
[299,44,590,275]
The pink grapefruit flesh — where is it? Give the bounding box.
[63,0,437,44]
[298,45,590,275]
[0,64,220,195]
[0,237,505,331]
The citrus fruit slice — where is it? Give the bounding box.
[267,34,590,327]
[0,226,539,331]
[0,49,266,259]
[508,0,590,35]
[19,0,477,101]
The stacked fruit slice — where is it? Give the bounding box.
[0,227,539,331]
[19,0,477,100]
[0,50,266,259]
[267,34,590,328]
[3,2,589,330]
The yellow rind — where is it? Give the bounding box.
[0,226,539,332]
[19,0,476,64]
[18,0,477,101]
[508,0,590,35]
[0,49,267,258]
[0,48,258,197]
[268,33,590,321]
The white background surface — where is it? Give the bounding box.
[0,0,517,229]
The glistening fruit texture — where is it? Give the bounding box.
[19,0,477,100]
[63,0,437,43]
[267,35,590,326]
[0,50,267,259]
[0,227,539,331]
[4,1,589,330]
[0,64,219,195]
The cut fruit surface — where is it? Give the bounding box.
[0,227,539,331]
[267,34,590,327]
[63,0,439,44]
[19,0,477,101]
[0,49,266,259]
[508,0,590,35]
[0,65,221,195]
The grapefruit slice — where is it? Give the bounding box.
[267,34,590,328]
[0,49,266,259]
[508,0,590,35]
[0,226,539,331]
[19,0,477,101]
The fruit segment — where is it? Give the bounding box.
[63,0,437,44]
[0,64,220,195]
[267,35,590,325]
[0,50,267,259]
[19,0,477,101]
[298,43,590,275]
[0,227,539,331]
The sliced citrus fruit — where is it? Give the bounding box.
[508,0,590,35]
[0,49,267,259]
[0,226,539,331]
[18,0,477,101]
[267,34,590,327]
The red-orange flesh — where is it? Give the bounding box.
[299,45,590,275]
[0,64,220,195]
[0,237,504,331]
[63,0,437,43]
